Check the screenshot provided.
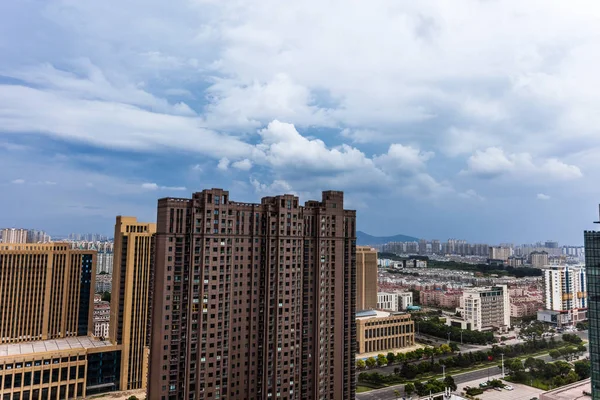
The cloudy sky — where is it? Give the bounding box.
[1,0,599,244]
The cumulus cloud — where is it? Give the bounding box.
[537,193,551,200]
[217,158,230,170]
[462,147,582,180]
[232,159,252,170]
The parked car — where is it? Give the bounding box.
[504,385,514,391]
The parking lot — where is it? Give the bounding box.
[457,376,544,400]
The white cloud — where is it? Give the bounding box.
[232,159,252,170]
[373,144,434,173]
[141,182,186,191]
[459,189,485,201]
[537,193,551,200]
[217,158,230,170]
[11,179,25,184]
[250,178,294,195]
[462,147,582,181]
[191,164,203,172]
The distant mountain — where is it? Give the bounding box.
[356,231,419,245]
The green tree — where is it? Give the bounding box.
[387,352,396,364]
[377,353,388,366]
[127,397,138,400]
[439,344,452,354]
[393,389,401,399]
[365,357,376,368]
[444,375,457,391]
[404,382,415,397]
[356,359,366,370]
[574,360,591,379]
[395,352,406,363]
[101,291,111,302]
[549,349,561,360]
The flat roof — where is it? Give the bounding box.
[0,337,113,358]
[356,310,407,320]
[540,378,590,400]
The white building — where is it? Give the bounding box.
[540,265,587,325]
[377,291,413,311]
[489,246,512,261]
[94,320,110,338]
[450,285,510,332]
[1,228,28,243]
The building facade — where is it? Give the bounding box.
[541,265,587,325]
[93,300,111,339]
[530,251,549,268]
[584,208,600,398]
[110,216,156,391]
[1,228,28,244]
[357,246,378,311]
[452,285,510,332]
[376,292,413,311]
[148,189,357,400]
[0,243,123,398]
[356,310,414,355]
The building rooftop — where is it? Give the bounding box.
[539,378,590,400]
[356,309,407,320]
[0,337,113,358]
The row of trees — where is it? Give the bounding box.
[358,337,570,385]
[356,344,455,370]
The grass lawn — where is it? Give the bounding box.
[356,386,374,393]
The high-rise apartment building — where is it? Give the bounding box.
[357,246,378,311]
[111,216,156,391]
[148,189,357,400]
[1,228,28,244]
[530,251,549,268]
[0,243,123,398]
[584,207,600,398]
[540,265,587,325]
[489,246,512,261]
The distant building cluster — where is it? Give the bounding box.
[93,294,110,339]
[69,241,114,274]
[95,274,112,293]
[0,228,51,243]
[68,232,111,241]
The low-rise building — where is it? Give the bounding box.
[420,289,462,309]
[377,291,413,311]
[93,300,110,339]
[95,274,112,293]
[356,310,415,355]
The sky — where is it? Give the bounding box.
[1,0,600,244]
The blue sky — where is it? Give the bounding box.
[1,0,599,244]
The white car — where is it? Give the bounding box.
[504,385,514,391]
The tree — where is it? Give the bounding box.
[101,291,111,302]
[574,360,591,379]
[387,352,396,364]
[395,352,406,363]
[439,344,452,354]
[356,359,366,370]
[365,357,376,368]
[404,382,415,397]
[377,353,388,366]
[524,357,537,371]
[444,375,457,391]
[393,389,401,399]
[127,397,138,400]
[549,349,561,360]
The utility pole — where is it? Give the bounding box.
[460,330,463,345]
[447,331,451,344]
[501,353,505,379]
[442,365,446,379]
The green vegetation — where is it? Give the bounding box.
[414,316,494,344]
[576,321,589,331]
[101,291,111,302]
[505,357,590,390]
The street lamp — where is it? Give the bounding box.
[447,331,451,344]
[501,353,505,379]
[460,330,463,345]
[442,365,446,380]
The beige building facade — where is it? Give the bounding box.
[356,310,415,355]
[357,246,378,311]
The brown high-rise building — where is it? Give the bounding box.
[0,243,95,343]
[356,246,378,311]
[148,189,357,400]
[111,216,156,391]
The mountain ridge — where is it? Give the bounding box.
[356,231,419,245]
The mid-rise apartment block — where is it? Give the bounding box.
[357,246,378,311]
[1,228,28,244]
[539,265,587,325]
[148,189,357,400]
[530,251,549,268]
[489,246,512,262]
[356,310,414,355]
[448,285,510,332]
[584,206,600,399]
